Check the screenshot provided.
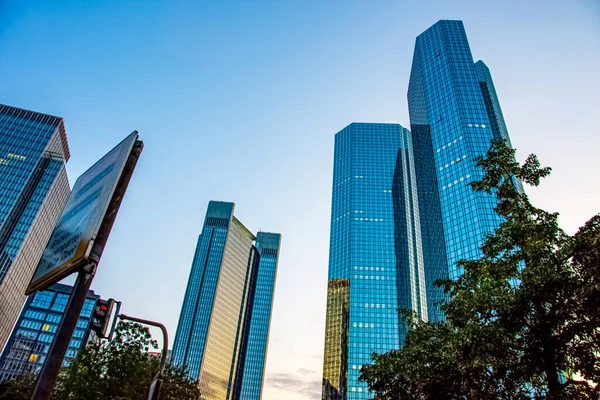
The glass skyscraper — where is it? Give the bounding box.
[172,201,280,400]
[408,20,511,280]
[323,123,429,398]
[0,283,99,382]
[322,21,517,399]
[0,104,71,352]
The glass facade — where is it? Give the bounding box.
[407,20,511,280]
[233,232,281,400]
[322,279,349,400]
[0,104,71,352]
[323,123,431,399]
[172,201,280,400]
[0,283,98,381]
[318,19,519,400]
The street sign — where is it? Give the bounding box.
[26,132,139,294]
[30,133,143,400]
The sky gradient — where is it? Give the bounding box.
[1,1,599,399]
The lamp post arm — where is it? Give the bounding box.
[118,314,169,378]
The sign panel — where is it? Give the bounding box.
[26,132,138,294]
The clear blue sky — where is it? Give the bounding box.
[1,1,599,398]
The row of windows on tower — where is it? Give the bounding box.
[442,174,471,190]
[0,153,28,163]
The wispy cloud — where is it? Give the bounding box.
[298,368,317,375]
[266,372,321,399]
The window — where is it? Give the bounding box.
[31,292,54,309]
[51,294,69,312]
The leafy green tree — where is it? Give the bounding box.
[0,374,36,400]
[0,321,201,400]
[55,321,201,400]
[360,139,600,399]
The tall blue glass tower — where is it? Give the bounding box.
[322,123,430,399]
[172,201,280,400]
[0,104,71,353]
[322,21,518,399]
[232,232,280,400]
[408,20,512,280]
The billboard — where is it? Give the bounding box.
[26,132,139,294]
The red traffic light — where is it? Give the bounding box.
[91,298,116,338]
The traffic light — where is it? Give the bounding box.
[91,298,115,338]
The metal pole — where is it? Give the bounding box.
[31,263,96,399]
[119,314,169,400]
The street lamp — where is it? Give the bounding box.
[119,314,168,400]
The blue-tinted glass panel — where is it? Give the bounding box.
[236,233,280,400]
[0,104,71,351]
[0,283,98,381]
[324,123,430,399]
[407,20,507,283]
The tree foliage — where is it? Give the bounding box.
[360,139,600,399]
[0,374,36,400]
[0,321,201,400]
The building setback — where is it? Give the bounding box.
[172,201,280,400]
[0,104,71,351]
[0,283,99,381]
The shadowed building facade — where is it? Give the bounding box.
[0,105,71,352]
[322,123,430,399]
[172,201,280,400]
[0,283,99,381]
[407,20,516,282]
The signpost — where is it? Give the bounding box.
[27,131,140,295]
[30,132,143,400]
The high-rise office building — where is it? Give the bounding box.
[0,105,71,352]
[322,123,429,399]
[172,201,280,400]
[232,231,281,400]
[322,21,518,399]
[408,20,513,281]
[0,283,99,382]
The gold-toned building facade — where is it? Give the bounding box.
[172,201,281,400]
[322,278,350,400]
